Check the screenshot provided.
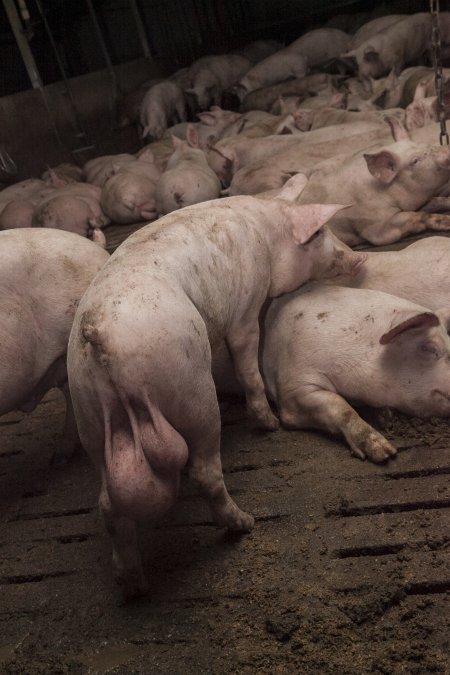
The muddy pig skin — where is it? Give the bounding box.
[0,228,109,464]
[67,174,366,599]
[214,283,450,463]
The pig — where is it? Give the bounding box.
[328,235,450,313]
[342,13,432,79]
[296,126,450,246]
[221,284,450,462]
[140,80,186,141]
[67,174,366,599]
[100,155,161,224]
[348,15,406,50]
[0,199,35,229]
[239,73,333,112]
[116,78,163,128]
[0,228,109,464]
[41,162,84,184]
[32,182,109,243]
[84,154,136,187]
[233,29,349,103]
[155,131,221,215]
[184,54,251,111]
[0,178,51,208]
[233,40,283,65]
[164,107,244,150]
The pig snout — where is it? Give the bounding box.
[434,145,450,169]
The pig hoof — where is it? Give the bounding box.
[252,409,280,431]
[227,510,255,532]
[353,432,397,464]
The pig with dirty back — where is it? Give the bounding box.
[0,228,109,464]
[67,174,366,599]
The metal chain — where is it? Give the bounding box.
[430,0,449,145]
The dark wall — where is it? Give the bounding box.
[1,0,427,96]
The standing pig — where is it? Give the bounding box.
[140,80,186,141]
[155,130,221,215]
[67,174,366,599]
[233,29,349,102]
[184,54,251,112]
[249,284,450,462]
[341,13,432,79]
[0,228,109,463]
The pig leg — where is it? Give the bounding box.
[364,210,450,245]
[185,382,255,531]
[226,320,280,430]
[99,478,148,601]
[420,196,450,213]
[50,382,80,466]
[279,389,397,463]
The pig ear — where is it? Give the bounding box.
[380,312,439,345]
[138,147,155,163]
[363,46,379,63]
[171,134,184,148]
[435,307,450,334]
[329,92,347,109]
[291,203,349,244]
[364,150,400,184]
[197,111,218,126]
[276,173,308,201]
[340,50,357,64]
[384,115,410,141]
[293,109,313,131]
[186,124,199,148]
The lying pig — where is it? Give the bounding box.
[329,235,450,312]
[67,174,365,599]
[296,125,450,246]
[41,162,84,184]
[155,131,221,215]
[0,228,109,463]
[32,182,109,245]
[164,106,244,149]
[140,80,186,141]
[0,199,35,229]
[239,73,333,112]
[215,284,450,463]
[84,154,136,187]
[100,155,161,224]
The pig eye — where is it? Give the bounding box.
[410,157,420,166]
[420,340,441,359]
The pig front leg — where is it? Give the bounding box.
[226,320,279,430]
[279,389,397,463]
[363,210,450,246]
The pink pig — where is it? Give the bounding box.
[67,174,366,599]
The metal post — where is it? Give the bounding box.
[34,0,94,152]
[129,0,151,58]
[85,0,119,128]
[3,0,64,148]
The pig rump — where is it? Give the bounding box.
[80,324,189,523]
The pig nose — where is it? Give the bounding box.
[435,147,450,168]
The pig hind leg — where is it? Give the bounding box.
[184,377,254,531]
[279,389,397,463]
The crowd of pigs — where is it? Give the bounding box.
[2,10,450,600]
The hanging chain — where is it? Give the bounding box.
[430,0,449,145]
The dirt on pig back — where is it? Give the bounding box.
[0,229,448,674]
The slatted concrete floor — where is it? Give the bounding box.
[0,225,449,673]
[0,391,449,674]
